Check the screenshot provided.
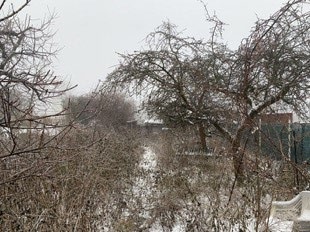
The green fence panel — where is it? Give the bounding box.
[291,123,310,163]
[260,124,290,160]
[257,123,310,163]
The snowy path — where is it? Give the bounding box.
[135,147,185,232]
[134,147,158,202]
[139,147,157,171]
[131,147,159,226]
[132,147,293,232]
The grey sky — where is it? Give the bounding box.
[25,0,289,94]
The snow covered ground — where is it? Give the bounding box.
[268,219,293,232]
[131,147,298,232]
[135,147,187,231]
[133,146,158,211]
[139,147,157,171]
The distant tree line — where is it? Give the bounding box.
[66,92,136,130]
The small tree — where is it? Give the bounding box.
[67,92,136,129]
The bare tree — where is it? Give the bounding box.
[106,22,228,151]
[0,1,74,185]
[210,0,310,181]
[0,1,31,22]
[106,0,309,181]
[66,91,136,129]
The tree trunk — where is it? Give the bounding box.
[231,137,245,183]
[198,123,207,153]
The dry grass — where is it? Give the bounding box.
[0,126,141,231]
[1,126,308,231]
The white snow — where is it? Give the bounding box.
[268,218,294,232]
[139,147,157,171]
[132,147,307,231]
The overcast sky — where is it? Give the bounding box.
[24,0,289,94]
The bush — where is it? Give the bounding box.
[0,126,141,231]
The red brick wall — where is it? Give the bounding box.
[259,113,293,124]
